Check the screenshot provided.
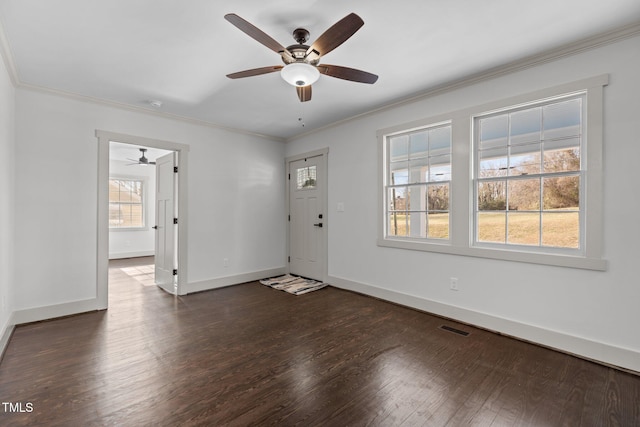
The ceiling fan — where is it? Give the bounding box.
[127,148,156,166]
[225,13,378,102]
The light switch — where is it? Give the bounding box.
[337,202,345,212]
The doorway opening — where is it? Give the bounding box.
[108,142,172,295]
[96,130,190,310]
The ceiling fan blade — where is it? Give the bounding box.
[306,13,364,58]
[318,64,378,84]
[226,65,283,79]
[296,85,312,102]
[225,13,289,55]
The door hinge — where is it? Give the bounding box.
[173,269,178,276]
[288,215,290,221]
[174,166,178,173]
[173,218,178,224]
[288,173,290,180]
[288,256,290,263]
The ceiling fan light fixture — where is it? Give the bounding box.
[280,62,319,87]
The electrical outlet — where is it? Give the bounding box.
[450,277,459,291]
[223,258,229,267]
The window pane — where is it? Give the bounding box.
[296,165,317,189]
[479,115,508,149]
[429,126,451,152]
[388,212,408,237]
[543,176,580,210]
[543,139,580,173]
[542,212,579,248]
[429,154,451,181]
[409,131,428,159]
[509,143,541,176]
[507,212,540,245]
[479,147,508,177]
[510,107,541,145]
[389,135,409,162]
[427,212,449,239]
[427,183,449,211]
[388,187,408,211]
[389,164,408,185]
[508,179,540,211]
[408,158,428,183]
[478,180,506,211]
[406,185,425,211]
[478,212,506,243]
[543,98,581,140]
[408,211,426,238]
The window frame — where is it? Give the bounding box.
[377,75,607,270]
[108,176,148,231]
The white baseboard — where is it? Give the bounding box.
[0,314,15,360]
[12,298,103,325]
[109,251,154,260]
[328,275,640,374]
[187,267,287,294]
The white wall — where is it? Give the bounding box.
[13,89,286,312]
[0,42,15,347]
[108,158,156,259]
[286,35,640,372]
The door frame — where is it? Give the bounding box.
[285,148,329,282]
[96,130,190,309]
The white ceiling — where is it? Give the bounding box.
[1,1,639,141]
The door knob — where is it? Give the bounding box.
[152,225,158,229]
[313,223,323,228]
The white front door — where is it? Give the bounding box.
[155,152,177,294]
[289,154,326,281]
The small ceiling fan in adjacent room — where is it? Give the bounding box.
[225,12,378,102]
[127,148,156,166]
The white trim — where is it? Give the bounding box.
[285,148,329,283]
[20,84,284,143]
[187,267,287,294]
[12,299,102,325]
[109,251,154,260]
[377,75,608,271]
[96,130,190,304]
[328,275,640,374]
[0,314,14,360]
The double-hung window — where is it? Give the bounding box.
[385,123,452,240]
[474,95,584,252]
[109,178,146,230]
[378,75,607,270]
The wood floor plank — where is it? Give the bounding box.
[1,257,639,426]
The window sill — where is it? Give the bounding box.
[377,238,607,271]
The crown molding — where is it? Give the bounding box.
[0,17,18,86]
[286,21,640,143]
[17,83,286,142]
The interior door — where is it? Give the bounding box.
[289,155,325,281]
[155,152,177,294]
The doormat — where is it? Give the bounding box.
[259,274,327,295]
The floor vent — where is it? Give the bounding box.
[440,325,470,337]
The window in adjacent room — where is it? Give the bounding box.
[109,178,146,229]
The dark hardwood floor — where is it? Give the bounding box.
[0,257,638,426]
